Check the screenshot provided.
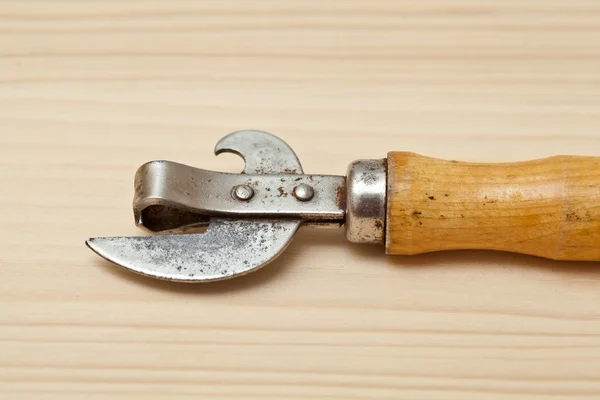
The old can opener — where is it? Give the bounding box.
[87,130,600,282]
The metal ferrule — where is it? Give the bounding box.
[345,159,387,244]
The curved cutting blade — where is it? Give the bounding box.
[87,219,300,282]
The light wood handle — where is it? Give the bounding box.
[385,152,600,261]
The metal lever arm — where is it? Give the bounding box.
[134,161,346,232]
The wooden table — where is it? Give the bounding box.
[2,1,600,399]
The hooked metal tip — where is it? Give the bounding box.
[215,130,303,175]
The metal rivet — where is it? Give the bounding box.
[233,185,254,201]
[294,184,314,201]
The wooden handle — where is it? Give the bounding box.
[385,152,600,261]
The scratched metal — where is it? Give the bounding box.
[134,161,345,232]
[87,219,300,282]
[87,130,312,282]
[215,130,303,174]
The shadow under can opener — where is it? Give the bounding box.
[87,130,600,282]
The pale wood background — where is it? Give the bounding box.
[2,1,600,399]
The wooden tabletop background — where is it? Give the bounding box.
[2,1,600,399]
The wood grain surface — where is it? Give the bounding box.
[385,153,600,260]
[2,1,600,399]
